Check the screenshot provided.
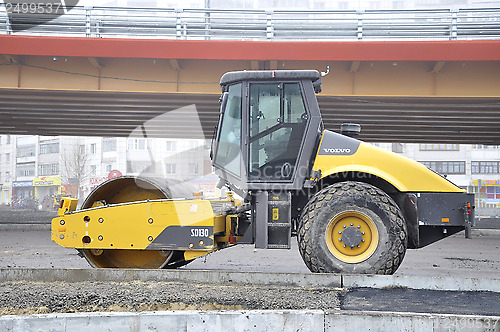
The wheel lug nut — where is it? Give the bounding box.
[343,244,346,248]
[343,225,346,228]
[350,223,353,226]
[362,239,365,242]
[362,231,365,235]
[338,231,342,234]
[338,238,342,242]
[350,246,353,250]
[357,245,361,248]
[357,225,361,228]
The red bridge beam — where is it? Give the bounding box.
[1,35,500,61]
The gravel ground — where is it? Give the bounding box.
[0,280,341,315]
[0,209,497,316]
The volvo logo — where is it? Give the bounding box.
[323,148,351,154]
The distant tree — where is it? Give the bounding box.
[60,139,92,201]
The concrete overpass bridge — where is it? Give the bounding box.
[1,6,500,143]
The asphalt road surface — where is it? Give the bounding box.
[0,227,498,279]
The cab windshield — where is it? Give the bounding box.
[213,83,242,177]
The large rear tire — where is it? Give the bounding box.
[297,181,407,275]
[79,176,194,269]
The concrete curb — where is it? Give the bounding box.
[343,275,500,293]
[471,228,500,237]
[326,310,500,332]
[1,268,499,293]
[0,310,499,332]
[451,229,500,237]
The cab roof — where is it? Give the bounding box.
[220,70,321,86]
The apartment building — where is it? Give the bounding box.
[0,135,209,209]
[0,135,15,205]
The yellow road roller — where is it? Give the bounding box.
[52,70,474,274]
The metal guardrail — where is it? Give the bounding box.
[0,5,499,41]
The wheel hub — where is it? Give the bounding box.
[341,226,363,248]
[325,210,379,263]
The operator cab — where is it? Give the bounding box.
[212,70,323,196]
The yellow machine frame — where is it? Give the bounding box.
[52,195,243,262]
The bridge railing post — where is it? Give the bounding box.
[204,9,211,40]
[176,8,183,39]
[96,19,101,38]
[357,10,363,40]
[450,8,458,40]
[266,10,274,40]
[6,15,12,35]
[85,6,92,37]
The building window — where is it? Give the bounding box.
[6,135,10,144]
[473,184,500,204]
[79,145,86,154]
[165,163,176,174]
[484,186,500,200]
[91,143,97,154]
[105,164,112,173]
[166,141,177,152]
[90,165,97,176]
[392,143,403,153]
[189,163,199,175]
[39,142,59,154]
[472,161,500,174]
[16,163,36,177]
[0,154,2,163]
[102,138,117,152]
[420,161,465,174]
[17,145,36,157]
[472,161,479,174]
[473,144,500,149]
[38,163,59,176]
[127,138,151,150]
[189,141,201,150]
[127,160,155,173]
[419,144,459,151]
[6,171,10,182]
[6,153,9,163]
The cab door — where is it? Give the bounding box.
[248,82,309,182]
